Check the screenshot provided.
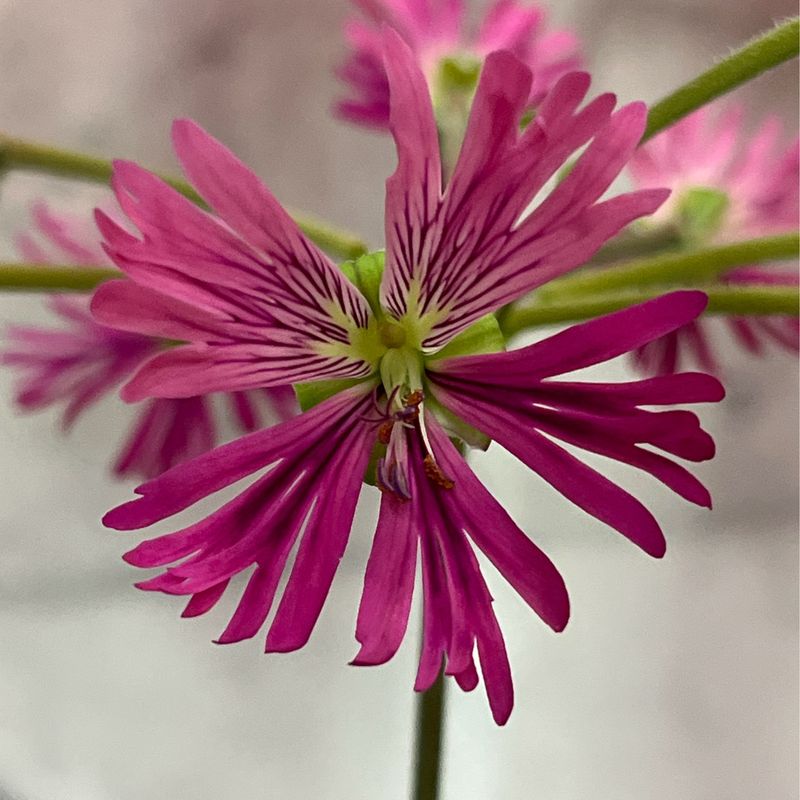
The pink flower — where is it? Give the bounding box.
[2,202,296,480]
[336,0,582,129]
[93,34,722,724]
[629,106,800,373]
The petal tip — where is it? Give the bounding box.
[102,500,142,531]
[121,548,144,566]
[119,379,144,404]
[648,537,667,559]
[171,117,205,147]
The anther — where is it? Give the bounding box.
[403,389,424,407]
[423,454,455,490]
[377,421,394,445]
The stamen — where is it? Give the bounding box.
[403,389,424,407]
[416,395,455,491]
[371,387,455,499]
[423,454,455,490]
[377,421,394,444]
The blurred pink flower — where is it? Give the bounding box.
[2,202,295,480]
[336,0,582,129]
[629,107,800,374]
[93,34,722,724]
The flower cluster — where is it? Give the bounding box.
[629,107,799,374]
[336,0,581,129]
[2,202,295,479]
[90,32,724,723]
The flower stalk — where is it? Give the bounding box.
[642,16,800,143]
[0,134,368,261]
[501,284,800,335]
[413,671,446,800]
[539,234,800,299]
[0,262,118,292]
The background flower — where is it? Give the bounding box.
[2,202,296,479]
[628,106,799,374]
[336,0,582,129]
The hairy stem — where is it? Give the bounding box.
[643,17,800,142]
[0,135,368,261]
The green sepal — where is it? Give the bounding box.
[363,441,385,488]
[294,377,368,413]
[425,393,491,451]
[340,250,385,317]
[429,312,505,360]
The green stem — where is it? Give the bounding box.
[501,285,800,335]
[412,671,446,800]
[0,135,368,261]
[590,225,684,265]
[643,17,800,143]
[539,234,799,300]
[0,263,118,292]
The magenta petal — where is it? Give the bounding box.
[435,291,709,381]
[756,317,800,350]
[31,201,103,264]
[114,383,376,649]
[215,556,292,645]
[123,524,208,568]
[474,596,514,726]
[728,318,765,355]
[121,340,371,402]
[91,279,228,342]
[170,119,371,329]
[527,373,725,408]
[352,492,418,666]
[414,528,448,693]
[113,397,217,481]
[426,415,570,631]
[104,383,375,529]
[454,659,479,692]
[523,102,649,235]
[264,423,374,653]
[445,50,532,211]
[522,406,713,507]
[2,287,157,432]
[379,28,442,321]
[433,348,719,544]
[98,131,376,397]
[181,580,230,618]
[431,385,667,556]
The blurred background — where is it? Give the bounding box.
[0,1,797,798]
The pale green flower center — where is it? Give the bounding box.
[675,186,731,245]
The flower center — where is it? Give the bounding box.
[370,387,454,501]
[378,319,407,349]
[676,186,731,245]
